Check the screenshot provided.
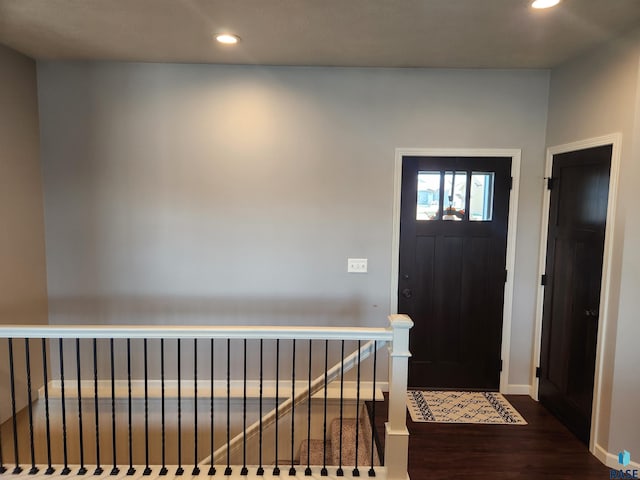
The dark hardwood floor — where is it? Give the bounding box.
[369,394,610,479]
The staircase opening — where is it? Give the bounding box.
[0,317,411,479]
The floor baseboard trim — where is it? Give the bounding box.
[594,443,640,469]
[503,384,531,395]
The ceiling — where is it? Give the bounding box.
[1,0,640,68]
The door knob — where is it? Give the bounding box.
[402,288,412,299]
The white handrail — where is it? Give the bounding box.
[0,325,393,341]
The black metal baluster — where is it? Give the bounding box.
[143,339,151,476]
[24,339,37,475]
[209,339,215,476]
[0,339,4,474]
[321,340,328,477]
[8,339,22,474]
[42,339,54,475]
[353,340,362,477]
[368,342,377,478]
[289,340,296,477]
[59,338,70,475]
[110,339,119,476]
[77,339,87,475]
[126,339,135,476]
[224,339,231,476]
[305,340,312,476]
[193,339,200,476]
[0,342,6,475]
[257,339,264,476]
[336,340,345,477]
[177,339,184,476]
[160,339,168,476]
[94,339,103,475]
[240,340,248,476]
[273,340,280,476]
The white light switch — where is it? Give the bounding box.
[348,258,368,273]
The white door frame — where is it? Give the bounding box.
[530,133,621,455]
[390,148,521,394]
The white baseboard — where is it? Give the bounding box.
[40,379,387,402]
[594,443,640,470]
[503,384,531,395]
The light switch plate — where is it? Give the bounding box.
[348,258,368,273]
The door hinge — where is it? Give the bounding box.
[547,177,555,190]
[541,274,547,286]
[509,177,513,190]
[536,366,541,378]
[504,270,508,283]
[500,360,503,372]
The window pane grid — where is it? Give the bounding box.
[417,170,495,222]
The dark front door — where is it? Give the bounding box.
[399,156,512,389]
[539,145,611,444]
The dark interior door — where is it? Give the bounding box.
[399,156,512,390]
[539,145,611,445]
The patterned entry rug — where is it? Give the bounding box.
[406,390,527,425]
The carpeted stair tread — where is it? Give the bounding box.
[330,418,371,467]
[298,439,332,466]
[361,404,381,466]
[296,404,380,467]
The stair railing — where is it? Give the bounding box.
[198,338,380,468]
[0,315,412,479]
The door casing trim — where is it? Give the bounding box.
[531,133,622,455]
[391,147,521,394]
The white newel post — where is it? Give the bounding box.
[385,314,413,480]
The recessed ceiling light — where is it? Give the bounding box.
[531,0,561,9]
[215,33,240,45]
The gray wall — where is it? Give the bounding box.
[0,44,48,422]
[37,62,550,387]
[546,27,640,460]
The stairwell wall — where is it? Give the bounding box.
[0,45,48,423]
